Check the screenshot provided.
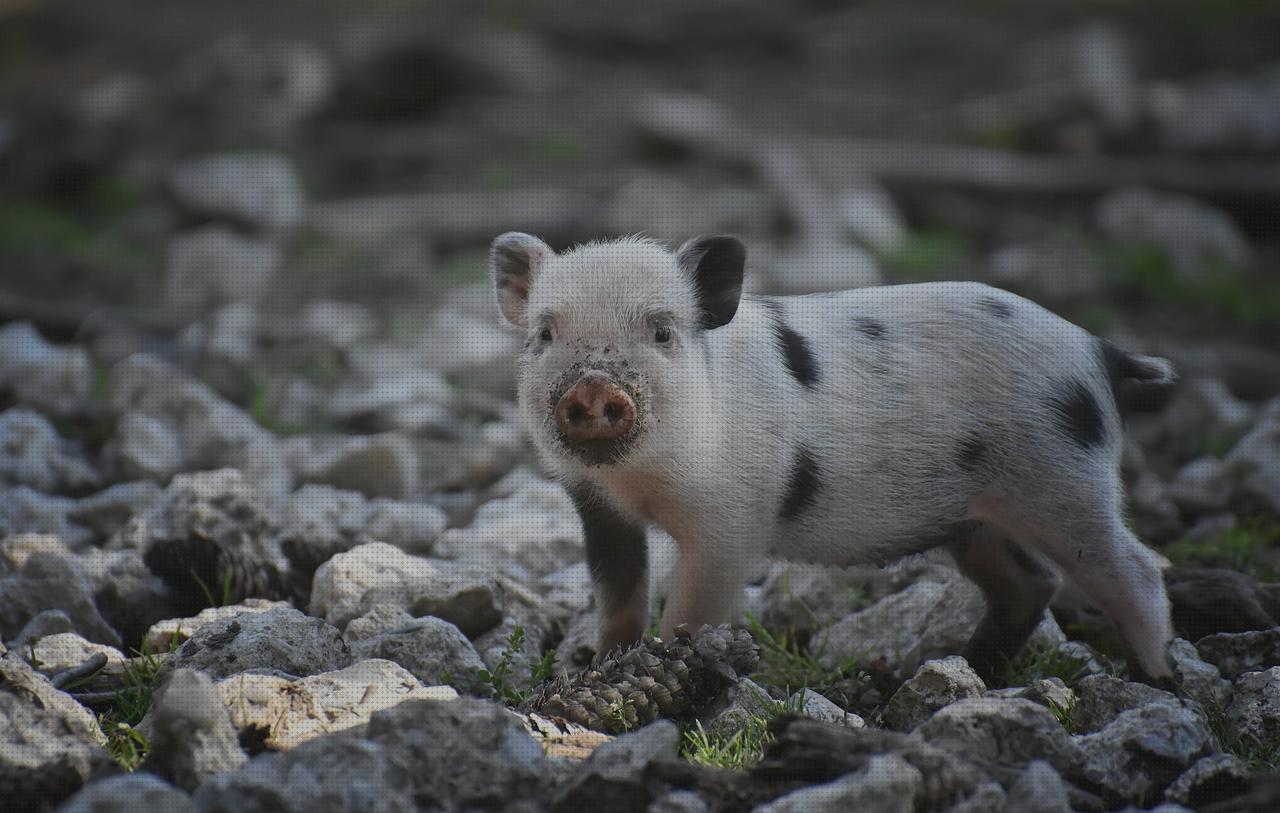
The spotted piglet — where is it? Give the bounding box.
[490,233,1178,684]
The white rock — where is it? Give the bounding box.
[168,152,305,231]
[0,321,93,416]
[164,226,281,308]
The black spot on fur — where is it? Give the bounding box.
[758,301,819,388]
[977,297,1013,319]
[956,433,987,472]
[855,318,885,338]
[1047,380,1106,449]
[779,446,821,521]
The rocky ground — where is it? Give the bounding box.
[3,0,1280,810]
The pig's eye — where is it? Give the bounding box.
[538,327,553,343]
[654,325,673,344]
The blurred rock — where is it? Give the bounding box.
[164,225,281,309]
[1148,64,1280,153]
[1197,628,1280,680]
[437,478,582,581]
[988,678,1076,720]
[351,616,487,695]
[114,412,184,481]
[168,152,305,231]
[1166,567,1276,641]
[1169,637,1233,712]
[883,656,986,731]
[29,632,126,677]
[67,481,162,541]
[914,697,1084,780]
[325,369,456,433]
[1224,398,1280,516]
[758,240,882,296]
[9,609,76,651]
[757,752,925,813]
[1163,753,1250,809]
[1002,759,1072,813]
[216,658,456,751]
[298,300,378,350]
[1168,457,1233,515]
[0,551,120,647]
[818,569,984,678]
[1071,674,1181,734]
[607,174,772,239]
[285,433,418,500]
[56,773,198,813]
[144,668,247,790]
[0,321,93,416]
[1225,667,1280,753]
[1076,702,1215,803]
[790,687,865,728]
[836,182,908,254]
[309,542,504,636]
[143,599,289,654]
[341,604,415,643]
[0,408,100,494]
[163,606,350,681]
[1095,186,1253,278]
[987,233,1103,304]
[551,719,680,812]
[416,306,519,395]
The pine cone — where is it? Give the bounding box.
[520,625,760,733]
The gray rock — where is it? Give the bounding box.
[789,687,865,728]
[0,408,100,494]
[164,226,281,309]
[144,669,247,790]
[754,753,923,813]
[352,616,487,695]
[0,551,121,647]
[988,678,1076,720]
[987,234,1103,304]
[818,571,985,678]
[0,486,94,549]
[68,481,163,541]
[1072,674,1181,734]
[912,697,1085,781]
[758,561,895,633]
[1095,186,1253,278]
[1168,457,1234,515]
[56,773,198,813]
[114,413,184,481]
[285,433,419,500]
[1150,64,1280,152]
[0,649,111,811]
[1197,628,1280,679]
[0,321,93,416]
[1224,398,1280,516]
[649,790,710,813]
[142,599,289,654]
[11,609,76,651]
[341,604,416,643]
[309,542,504,637]
[1167,567,1276,641]
[1170,637,1233,711]
[215,658,456,751]
[279,484,446,562]
[30,633,127,677]
[1163,753,1250,808]
[1077,702,1216,803]
[1002,760,1071,813]
[437,479,583,580]
[1226,667,1280,753]
[699,678,776,739]
[168,152,304,231]
[164,607,350,680]
[948,781,1008,813]
[883,656,987,731]
[761,240,881,296]
[552,720,680,812]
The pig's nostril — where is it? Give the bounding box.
[566,404,587,424]
[603,402,623,423]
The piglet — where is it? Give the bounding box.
[491,233,1177,684]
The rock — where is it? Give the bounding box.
[351,616,487,695]
[437,478,582,580]
[285,433,419,500]
[754,752,923,813]
[30,633,126,677]
[84,549,177,657]
[1224,398,1280,516]
[415,306,520,397]
[0,649,112,810]
[761,240,881,296]
[143,599,290,654]
[1077,702,1216,803]
[1168,457,1234,515]
[1226,667,1280,753]
[0,552,121,647]
[144,668,247,790]
[1095,187,1253,278]
[1167,568,1276,641]
[883,656,987,731]
[164,225,281,309]
[0,408,100,494]
[323,369,456,433]
[309,542,504,637]
[551,720,681,812]
[650,790,710,813]
[10,609,76,650]
[987,234,1104,304]
[1163,753,1250,808]
[279,484,446,562]
[989,678,1077,720]
[114,413,184,481]
[836,182,908,254]
[67,481,162,541]
[164,607,350,681]
[700,678,776,738]
[789,688,865,728]
[606,174,772,241]
[0,321,93,416]
[216,659,456,751]
[757,561,895,633]
[818,572,985,678]
[124,469,294,614]
[0,487,93,548]
[1169,637,1233,711]
[168,152,305,231]
[1072,674,1181,734]
[56,773,198,813]
[108,355,290,498]
[1002,760,1072,813]
[912,697,1085,781]
[1149,64,1280,153]
[1197,628,1280,679]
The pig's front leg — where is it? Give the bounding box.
[567,482,649,655]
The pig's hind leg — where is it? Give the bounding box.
[947,521,1061,685]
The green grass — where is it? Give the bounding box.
[1204,697,1280,774]
[873,227,972,282]
[680,692,801,771]
[97,644,171,771]
[1001,644,1097,689]
[744,614,869,698]
[479,625,559,705]
[1164,517,1280,581]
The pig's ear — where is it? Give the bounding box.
[677,236,745,330]
[490,232,553,327]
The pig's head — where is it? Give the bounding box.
[490,233,745,470]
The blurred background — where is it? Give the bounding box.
[1,0,1278,541]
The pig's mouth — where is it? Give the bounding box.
[546,363,646,466]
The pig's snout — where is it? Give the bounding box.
[554,374,637,446]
